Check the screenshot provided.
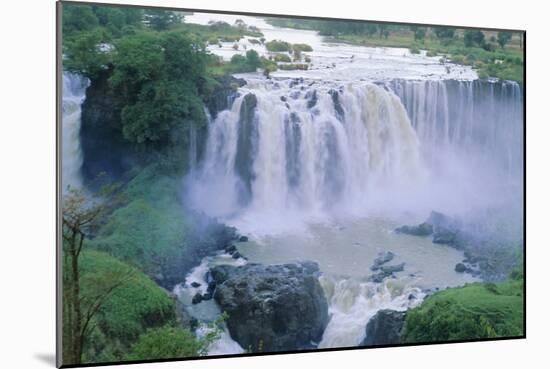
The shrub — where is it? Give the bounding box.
[126,327,202,360]
[273,53,291,62]
[266,39,291,52]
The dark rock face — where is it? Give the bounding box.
[211,262,329,352]
[306,90,318,109]
[156,213,240,290]
[235,93,258,206]
[204,75,246,119]
[360,310,406,346]
[395,222,433,236]
[238,235,249,242]
[80,69,140,187]
[328,89,345,121]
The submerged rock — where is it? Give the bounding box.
[211,261,329,352]
[238,235,249,242]
[360,310,406,346]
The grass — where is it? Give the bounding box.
[402,275,524,343]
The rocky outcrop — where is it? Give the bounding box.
[204,75,246,119]
[155,213,241,289]
[235,93,258,205]
[395,222,433,236]
[80,69,140,187]
[360,309,406,346]
[210,262,329,352]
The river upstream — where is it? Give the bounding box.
[62,12,524,355]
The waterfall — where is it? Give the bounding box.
[189,79,426,229]
[61,73,89,191]
[389,79,524,184]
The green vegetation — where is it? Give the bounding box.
[90,167,189,278]
[278,63,309,71]
[80,251,179,363]
[292,43,313,52]
[126,327,202,360]
[266,17,523,82]
[266,39,292,52]
[273,53,291,63]
[403,271,524,342]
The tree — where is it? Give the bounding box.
[109,31,208,145]
[62,188,134,365]
[497,31,513,49]
[63,28,113,80]
[434,27,455,40]
[144,9,183,31]
[464,30,485,47]
[411,26,427,42]
[246,49,262,69]
[63,4,99,34]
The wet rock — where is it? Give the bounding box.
[239,235,249,242]
[231,251,243,259]
[371,251,395,271]
[211,262,329,352]
[360,310,406,346]
[190,282,201,288]
[368,263,405,282]
[224,244,237,254]
[380,263,405,274]
[204,75,246,119]
[328,89,345,121]
[191,293,203,305]
[455,263,467,273]
[306,90,318,109]
[395,222,433,236]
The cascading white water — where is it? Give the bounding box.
[62,73,89,191]
[390,79,524,183]
[318,276,425,348]
[189,78,427,232]
[186,75,523,354]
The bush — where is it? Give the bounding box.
[292,43,313,52]
[277,63,308,70]
[273,53,291,62]
[126,327,202,360]
[266,39,291,52]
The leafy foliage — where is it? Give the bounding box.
[107,30,208,145]
[266,39,292,52]
[126,327,201,360]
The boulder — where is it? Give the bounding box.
[368,263,405,283]
[238,235,249,242]
[395,222,433,236]
[360,310,406,346]
[211,261,329,352]
[371,251,395,271]
[455,263,467,273]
